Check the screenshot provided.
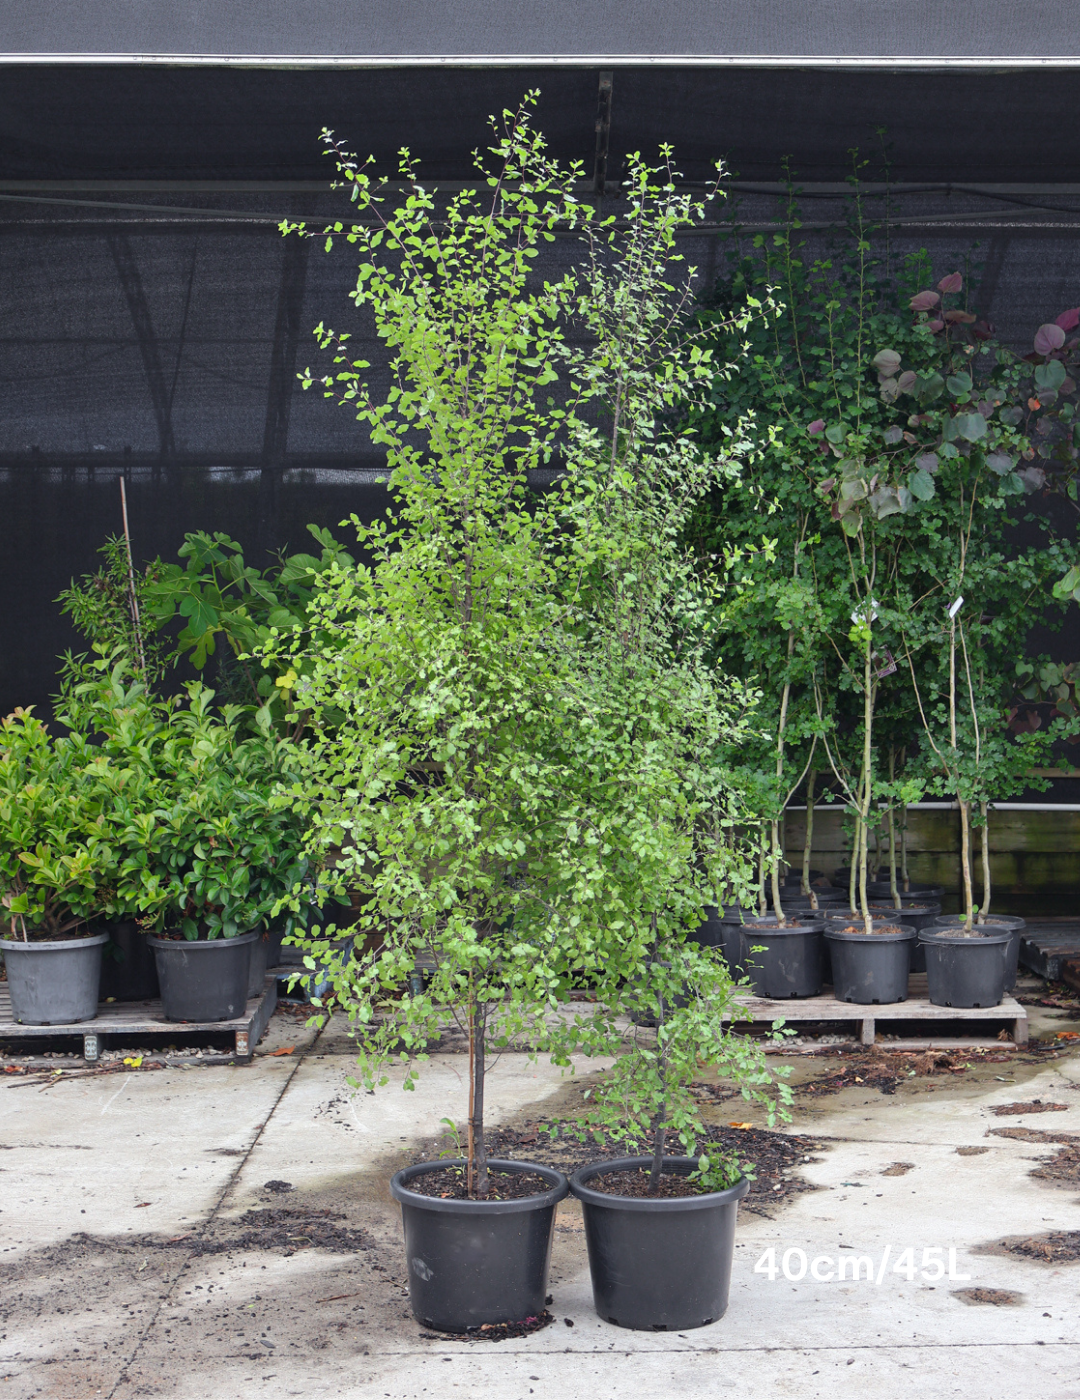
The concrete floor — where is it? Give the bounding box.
[1,994,1079,1400]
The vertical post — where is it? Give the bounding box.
[83,1033,100,1064]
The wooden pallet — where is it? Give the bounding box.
[734,974,1027,1047]
[1018,920,1080,980]
[0,976,277,1063]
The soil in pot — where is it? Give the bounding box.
[406,1166,552,1201]
[569,1156,749,1330]
[149,930,257,1022]
[740,922,824,998]
[0,930,108,1024]
[390,1158,568,1333]
[920,926,1011,1009]
[825,922,915,1005]
[99,920,159,1002]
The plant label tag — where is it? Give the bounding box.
[948,596,964,619]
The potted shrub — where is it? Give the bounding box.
[267,103,777,1332]
[566,945,790,1331]
[0,708,113,1023]
[61,658,308,1022]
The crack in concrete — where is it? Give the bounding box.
[103,1024,324,1400]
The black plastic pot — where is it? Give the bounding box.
[246,926,286,999]
[932,914,1024,991]
[715,908,755,974]
[825,922,915,1004]
[390,1159,568,1332]
[740,918,824,998]
[868,881,945,902]
[0,932,108,1024]
[149,930,257,1022]
[99,920,160,1002]
[569,1157,749,1330]
[920,926,1011,1008]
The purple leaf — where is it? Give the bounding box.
[896,370,918,395]
[927,319,945,333]
[872,349,902,377]
[945,309,976,325]
[909,290,940,312]
[938,272,963,294]
[916,452,940,474]
[1055,307,1080,332]
[808,418,825,435]
[1034,323,1067,355]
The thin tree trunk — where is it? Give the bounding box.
[803,769,817,909]
[648,990,668,1196]
[467,999,488,1197]
[900,800,910,892]
[757,829,767,917]
[959,800,974,929]
[770,820,786,926]
[859,645,873,932]
[887,748,900,909]
[978,802,991,923]
[849,809,860,915]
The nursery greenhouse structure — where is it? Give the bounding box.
[4,2,1080,916]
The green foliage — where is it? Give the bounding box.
[0,707,120,939]
[268,98,787,1195]
[694,169,1080,919]
[57,654,308,940]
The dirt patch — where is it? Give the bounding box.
[979,1231,1080,1264]
[420,1310,556,1342]
[880,1161,915,1176]
[952,1287,1024,1305]
[991,1099,1069,1116]
[479,1116,828,1216]
[190,1207,376,1258]
[956,1146,991,1156]
[985,1125,1080,1189]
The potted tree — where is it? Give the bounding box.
[267,103,781,1333]
[0,708,113,1023]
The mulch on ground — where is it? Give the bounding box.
[985,1231,1080,1264]
[420,1311,556,1342]
[991,1099,1069,1115]
[986,1125,1080,1189]
[795,1043,1059,1098]
[952,1287,1024,1305]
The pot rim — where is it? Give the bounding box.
[390,1158,569,1214]
[569,1156,750,1212]
[919,925,1012,944]
[0,931,109,951]
[824,923,916,941]
[149,929,260,948]
[932,913,1025,929]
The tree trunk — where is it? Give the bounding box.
[770,819,786,926]
[978,802,991,924]
[959,800,974,929]
[467,1000,488,1197]
[647,991,667,1196]
[802,769,817,907]
[900,801,910,892]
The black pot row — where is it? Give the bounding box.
[391,1153,747,1334]
[715,910,1024,1008]
[0,924,290,1026]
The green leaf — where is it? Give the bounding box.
[907,468,936,501]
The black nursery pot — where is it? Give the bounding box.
[99,920,160,1003]
[390,1159,568,1332]
[932,914,1025,991]
[569,1157,749,1331]
[825,922,915,1005]
[920,926,1011,1009]
[246,926,286,999]
[740,918,824,998]
[149,930,258,1022]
